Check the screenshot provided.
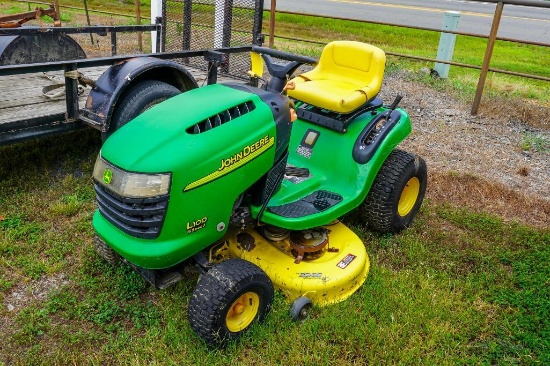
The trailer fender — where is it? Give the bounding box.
[81,57,198,132]
[0,33,86,65]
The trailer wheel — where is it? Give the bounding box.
[93,233,120,266]
[188,259,274,347]
[361,149,427,233]
[105,80,180,138]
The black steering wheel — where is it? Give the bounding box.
[251,46,317,93]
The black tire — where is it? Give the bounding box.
[93,233,120,266]
[188,259,274,347]
[362,149,427,233]
[290,296,313,322]
[104,80,181,139]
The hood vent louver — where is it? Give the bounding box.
[187,101,256,134]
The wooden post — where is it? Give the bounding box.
[269,0,276,48]
[135,0,143,52]
[53,0,61,26]
[471,2,504,115]
[82,0,94,44]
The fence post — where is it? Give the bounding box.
[135,0,143,52]
[183,0,192,51]
[269,0,276,48]
[214,0,225,48]
[151,0,162,53]
[471,2,504,115]
[434,11,460,78]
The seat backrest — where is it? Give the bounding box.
[311,41,386,90]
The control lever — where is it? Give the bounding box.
[385,95,403,119]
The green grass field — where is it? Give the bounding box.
[1,130,548,365]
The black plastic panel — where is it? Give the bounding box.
[94,182,169,239]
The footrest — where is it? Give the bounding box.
[268,190,343,218]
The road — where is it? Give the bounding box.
[264,0,550,44]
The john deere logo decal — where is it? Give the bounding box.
[184,135,274,191]
[103,169,113,184]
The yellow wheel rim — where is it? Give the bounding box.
[226,291,260,333]
[398,177,420,217]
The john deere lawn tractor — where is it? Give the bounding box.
[92,41,427,347]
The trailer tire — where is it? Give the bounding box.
[361,149,427,233]
[188,259,274,347]
[105,80,180,138]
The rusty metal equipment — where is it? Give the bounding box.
[0,4,60,29]
[0,2,86,65]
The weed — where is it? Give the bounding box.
[49,194,83,217]
[521,132,550,153]
[12,307,51,346]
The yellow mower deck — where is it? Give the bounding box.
[223,222,369,306]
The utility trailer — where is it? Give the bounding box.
[0,0,265,146]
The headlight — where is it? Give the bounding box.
[93,155,171,198]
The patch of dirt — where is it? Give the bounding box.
[379,71,550,227]
[2,274,70,313]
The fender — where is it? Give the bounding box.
[80,57,198,131]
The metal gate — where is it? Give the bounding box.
[162,0,264,80]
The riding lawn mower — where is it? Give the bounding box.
[91,41,427,347]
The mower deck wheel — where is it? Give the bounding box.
[187,258,274,347]
[361,149,427,233]
[290,296,313,322]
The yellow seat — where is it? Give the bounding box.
[287,41,386,114]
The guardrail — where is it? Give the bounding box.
[267,0,550,115]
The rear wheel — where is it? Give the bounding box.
[104,80,181,139]
[187,259,274,347]
[361,149,427,233]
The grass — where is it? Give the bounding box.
[0,130,549,364]
[521,132,550,153]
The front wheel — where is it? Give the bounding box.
[361,149,427,233]
[93,233,120,266]
[187,259,274,347]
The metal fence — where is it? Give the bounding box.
[162,0,264,80]
[266,0,550,115]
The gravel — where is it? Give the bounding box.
[379,71,550,202]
